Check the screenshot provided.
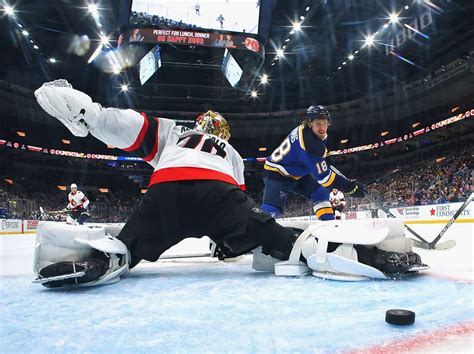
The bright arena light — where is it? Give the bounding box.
[276,48,285,57]
[112,65,121,75]
[292,22,302,32]
[389,13,399,23]
[251,90,257,98]
[364,35,375,46]
[348,54,354,60]
[4,5,14,16]
[100,35,109,46]
[120,84,128,92]
[48,58,57,63]
[22,30,29,36]
[261,74,268,84]
[88,3,99,18]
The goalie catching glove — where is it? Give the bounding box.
[34,79,102,137]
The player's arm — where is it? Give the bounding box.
[80,194,89,209]
[230,148,246,191]
[34,79,175,166]
[301,131,365,197]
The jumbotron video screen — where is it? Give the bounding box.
[130,0,260,34]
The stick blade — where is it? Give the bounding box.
[412,239,456,250]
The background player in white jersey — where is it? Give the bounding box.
[32,80,425,287]
[66,183,90,225]
[329,188,346,220]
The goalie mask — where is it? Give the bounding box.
[194,110,231,141]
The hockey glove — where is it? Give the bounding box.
[34,79,102,137]
[346,181,366,198]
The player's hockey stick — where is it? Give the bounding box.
[427,192,472,249]
[364,195,456,250]
[39,206,67,214]
[327,166,446,249]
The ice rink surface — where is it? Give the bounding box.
[1,222,473,353]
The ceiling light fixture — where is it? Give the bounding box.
[88,3,99,18]
[364,35,375,46]
[292,22,302,32]
[4,5,14,16]
[389,13,399,23]
[100,34,109,46]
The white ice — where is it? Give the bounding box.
[1,223,473,353]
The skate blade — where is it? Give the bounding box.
[32,271,86,284]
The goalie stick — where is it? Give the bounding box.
[365,194,456,250]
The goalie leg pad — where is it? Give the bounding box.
[275,221,427,280]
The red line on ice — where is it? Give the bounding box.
[348,320,474,354]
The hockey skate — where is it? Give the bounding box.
[34,251,109,288]
[33,222,130,288]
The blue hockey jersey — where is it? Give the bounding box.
[264,124,352,190]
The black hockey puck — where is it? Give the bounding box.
[385,309,415,325]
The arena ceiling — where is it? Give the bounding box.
[1,0,473,114]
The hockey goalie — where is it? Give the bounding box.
[32,80,428,288]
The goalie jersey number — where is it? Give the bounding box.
[177,134,227,158]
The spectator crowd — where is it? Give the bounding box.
[1,144,472,221]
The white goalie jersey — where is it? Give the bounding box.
[87,108,246,191]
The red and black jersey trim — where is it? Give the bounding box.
[123,112,159,161]
[149,167,246,191]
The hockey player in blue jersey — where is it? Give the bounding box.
[261,105,365,219]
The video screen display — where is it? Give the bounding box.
[221,48,243,87]
[130,0,260,34]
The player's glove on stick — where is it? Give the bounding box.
[34,79,101,137]
[346,181,366,198]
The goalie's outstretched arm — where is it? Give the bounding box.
[35,79,175,166]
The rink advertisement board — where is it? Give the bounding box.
[279,202,473,225]
[0,219,39,235]
[0,219,22,234]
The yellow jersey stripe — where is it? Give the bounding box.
[298,125,306,151]
[320,171,336,187]
[316,207,334,218]
[264,164,301,180]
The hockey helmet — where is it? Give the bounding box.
[305,105,331,123]
[194,110,231,141]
